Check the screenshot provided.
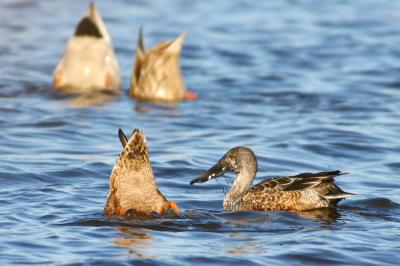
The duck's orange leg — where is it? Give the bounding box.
[118,207,127,216]
[184,91,198,100]
[167,201,180,215]
[105,73,113,89]
[54,71,62,89]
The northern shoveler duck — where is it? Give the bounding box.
[104,129,179,216]
[130,28,188,103]
[190,147,353,212]
[53,3,120,93]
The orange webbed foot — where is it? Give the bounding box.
[54,71,62,89]
[105,73,113,89]
[118,207,127,216]
[184,91,198,100]
[168,201,180,215]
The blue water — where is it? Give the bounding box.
[1,0,400,265]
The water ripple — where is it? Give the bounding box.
[1,0,400,265]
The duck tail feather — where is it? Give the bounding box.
[323,192,355,200]
[118,128,128,148]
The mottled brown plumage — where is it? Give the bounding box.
[130,28,186,103]
[190,147,353,212]
[104,129,179,216]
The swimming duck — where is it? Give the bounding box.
[130,28,187,103]
[104,129,179,216]
[190,147,353,212]
[53,3,120,93]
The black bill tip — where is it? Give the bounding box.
[190,163,226,185]
[190,177,200,185]
[190,172,213,185]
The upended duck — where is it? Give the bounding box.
[190,147,353,212]
[104,129,179,216]
[130,28,191,103]
[53,3,120,93]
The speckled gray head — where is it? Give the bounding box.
[190,146,258,185]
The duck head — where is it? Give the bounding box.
[130,28,186,103]
[190,147,258,185]
[53,2,120,93]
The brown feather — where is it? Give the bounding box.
[104,129,179,216]
[240,171,351,211]
[130,30,186,103]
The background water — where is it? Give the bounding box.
[1,0,400,265]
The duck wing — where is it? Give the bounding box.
[250,170,345,192]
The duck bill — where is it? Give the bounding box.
[190,162,226,185]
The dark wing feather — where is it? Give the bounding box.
[285,170,344,191]
[291,170,341,179]
[74,17,102,38]
[250,170,345,192]
[118,129,128,148]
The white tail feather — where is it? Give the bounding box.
[323,192,355,200]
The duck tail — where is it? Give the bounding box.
[117,128,150,163]
[132,27,145,89]
[319,180,355,205]
[129,129,148,154]
[74,17,102,38]
[322,191,355,200]
[137,27,145,54]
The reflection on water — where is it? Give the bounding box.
[114,227,155,259]
[297,208,340,222]
[224,233,259,255]
[64,92,118,108]
[133,101,185,116]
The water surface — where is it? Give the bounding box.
[1,0,400,265]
